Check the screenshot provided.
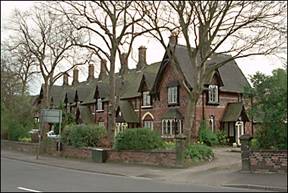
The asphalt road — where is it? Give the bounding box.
[1,157,259,192]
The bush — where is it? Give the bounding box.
[1,95,33,141]
[7,122,30,141]
[162,141,176,150]
[250,138,260,150]
[185,144,214,162]
[198,120,218,146]
[215,130,228,145]
[19,137,32,143]
[61,124,106,148]
[113,128,164,150]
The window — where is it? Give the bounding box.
[168,86,178,104]
[98,122,105,127]
[229,124,234,137]
[143,121,153,130]
[142,91,151,106]
[97,98,103,111]
[208,85,218,104]
[209,115,215,132]
[161,119,182,136]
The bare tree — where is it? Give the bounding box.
[9,3,85,108]
[56,1,154,141]
[139,1,287,144]
[2,40,39,96]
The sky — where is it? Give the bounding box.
[1,1,286,95]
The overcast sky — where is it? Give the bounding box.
[1,1,286,95]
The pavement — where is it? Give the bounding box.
[1,147,287,192]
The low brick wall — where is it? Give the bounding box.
[59,145,91,160]
[1,140,38,154]
[107,150,176,167]
[1,140,91,160]
[249,150,287,173]
[2,140,178,167]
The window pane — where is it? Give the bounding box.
[168,87,178,104]
[97,98,102,110]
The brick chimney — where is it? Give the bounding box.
[87,63,95,81]
[72,67,79,85]
[98,59,108,80]
[119,53,128,75]
[63,72,69,86]
[169,32,178,46]
[136,46,147,71]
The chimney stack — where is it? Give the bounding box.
[63,72,69,86]
[98,59,108,80]
[87,63,95,81]
[169,32,178,46]
[72,67,79,85]
[120,53,128,75]
[136,46,147,71]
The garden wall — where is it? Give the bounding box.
[106,149,176,167]
[249,150,287,173]
[1,140,177,167]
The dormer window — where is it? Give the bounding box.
[208,85,219,104]
[96,98,103,111]
[142,91,151,107]
[168,86,178,105]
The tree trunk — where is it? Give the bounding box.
[42,78,50,109]
[107,49,116,143]
[183,89,201,146]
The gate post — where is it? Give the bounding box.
[175,134,186,167]
[240,134,253,172]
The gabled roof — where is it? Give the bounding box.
[153,44,251,93]
[222,102,249,122]
[79,105,94,124]
[117,100,139,123]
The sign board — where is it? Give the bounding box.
[40,109,62,123]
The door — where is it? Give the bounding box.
[235,121,244,145]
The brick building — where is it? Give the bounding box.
[34,35,252,145]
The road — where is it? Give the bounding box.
[1,157,260,192]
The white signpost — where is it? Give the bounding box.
[37,109,62,159]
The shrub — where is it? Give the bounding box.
[250,138,260,150]
[215,130,228,145]
[19,137,32,143]
[7,122,30,141]
[185,144,214,162]
[61,124,106,148]
[198,120,218,146]
[113,128,164,150]
[163,141,176,150]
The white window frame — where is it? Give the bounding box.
[96,98,103,111]
[168,86,178,104]
[98,122,105,127]
[142,91,151,107]
[209,115,215,133]
[161,119,183,137]
[208,85,219,104]
[143,120,153,130]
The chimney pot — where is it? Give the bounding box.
[63,72,69,86]
[72,67,79,85]
[120,53,128,75]
[169,32,178,46]
[99,59,108,80]
[136,46,147,70]
[87,63,95,81]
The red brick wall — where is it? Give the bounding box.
[138,61,248,138]
[60,145,91,160]
[2,140,177,167]
[249,150,287,173]
[107,150,176,167]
